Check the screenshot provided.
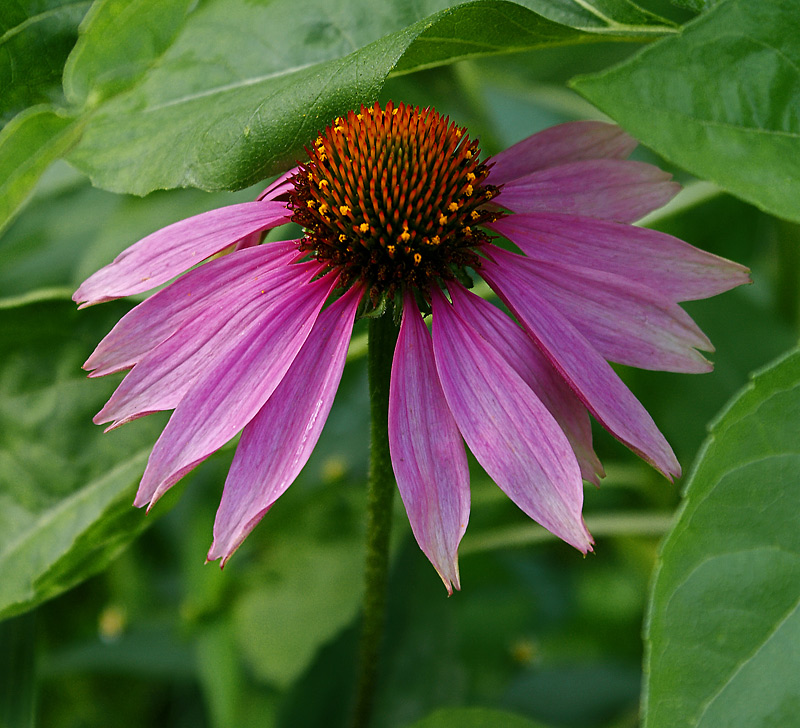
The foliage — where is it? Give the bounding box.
[1,0,798,726]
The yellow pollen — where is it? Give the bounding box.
[448,202,459,212]
[318,179,329,188]
[318,152,327,162]
[465,150,473,159]
[463,226,472,235]
[438,214,448,225]
[471,210,481,220]
[431,235,441,246]
[387,244,396,255]
[413,253,422,265]
[359,222,370,233]
[467,172,476,182]
[392,108,399,115]
[314,136,323,147]
[399,231,411,242]
[455,129,462,138]
[318,203,329,215]
[339,205,351,215]
[465,185,473,196]
[339,233,347,242]
[307,200,316,208]
[485,189,494,199]
[357,113,363,120]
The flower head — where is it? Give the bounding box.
[74,102,749,593]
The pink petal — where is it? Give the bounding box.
[495,159,680,223]
[232,169,300,251]
[448,283,603,485]
[481,252,680,479]
[488,120,637,185]
[84,241,300,377]
[490,213,750,302]
[133,272,338,508]
[257,167,299,201]
[494,250,715,373]
[94,258,320,428]
[430,288,592,553]
[73,201,292,306]
[388,293,470,593]
[208,284,363,564]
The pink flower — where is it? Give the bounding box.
[74,102,749,593]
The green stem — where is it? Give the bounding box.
[350,312,399,728]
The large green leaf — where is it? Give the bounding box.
[643,347,800,728]
[0,0,90,125]
[572,0,800,223]
[0,300,165,620]
[64,0,672,196]
[0,106,82,236]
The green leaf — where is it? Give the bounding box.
[232,485,365,689]
[572,0,800,223]
[0,106,82,236]
[643,347,800,728]
[0,0,90,125]
[63,0,195,107]
[512,0,677,31]
[64,0,673,196]
[0,300,164,620]
[407,707,550,728]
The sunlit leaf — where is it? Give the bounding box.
[643,347,800,728]
[0,0,89,124]
[64,0,673,196]
[0,106,81,235]
[572,0,800,223]
[0,301,164,620]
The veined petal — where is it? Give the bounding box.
[430,288,592,553]
[84,241,300,377]
[488,121,637,185]
[134,273,338,508]
[94,259,321,428]
[448,283,604,485]
[490,213,750,302]
[73,201,292,306]
[232,170,300,250]
[389,293,470,593]
[492,249,714,373]
[495,159,680,223]
[482,254,681,479]
[257,167,299,201]
[208,284,363,564]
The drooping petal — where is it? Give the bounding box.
[208,284,363,564]
[430,288,592,552]
[490,213,750,302]
[488,120,637,185]
[94,258,320,428]
[232,170,300,250]
[481,253,680,479]
[257,167,299,201]
[448,283,604,485]
[84,241,300,377]
[73,201,292,306]
[133,273,338,508]
[495,159,680,223]
[491,249,714,373]
[388,293,470,593]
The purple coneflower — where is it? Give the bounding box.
[74,102,748,593]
